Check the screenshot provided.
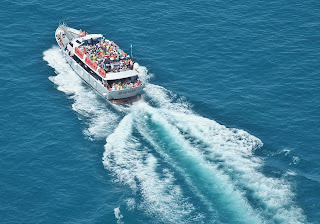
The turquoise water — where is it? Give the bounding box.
[1,0,320,223]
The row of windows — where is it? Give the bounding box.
[72,55,103,82]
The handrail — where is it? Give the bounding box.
[59,23,75,41]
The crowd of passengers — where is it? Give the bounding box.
[78,36,134,73]
[105,79,142,91]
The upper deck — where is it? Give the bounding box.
[56,25,140,81]
[71,31,138,80]
[56,25,143,102]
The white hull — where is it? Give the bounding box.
[55,24,143,103]
[63,52,143,100]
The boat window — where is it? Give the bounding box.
[72,55,102,82]
[76,40,81,44]
[91,72,102,82]
[69,42,73,47]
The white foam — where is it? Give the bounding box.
[291,156,300,165]
[144,84,192,113]
[135,65,151,83]
[114,207,123,224]
[44,46,306,223]
[43,47,119,140]
[283,149,291,156]
[131,102,262,223]
[125,198,136,211]
[140,86,306,223]
[44,47,201,223]
[286,170,297,176]
[103,114,197,223]
[134,108,217,216]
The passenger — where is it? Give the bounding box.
[79,34,134,75]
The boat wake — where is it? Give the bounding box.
[43,46,306,224]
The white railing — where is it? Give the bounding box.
[59,22,74,41]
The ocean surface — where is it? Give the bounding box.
[1,0,320,223]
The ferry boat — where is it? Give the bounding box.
[55,23,143,104]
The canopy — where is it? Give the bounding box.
[81,34,103,40]
[104,70,138,81]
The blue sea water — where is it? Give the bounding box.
[1,0,320,223]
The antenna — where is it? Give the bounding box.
[130,44,133,58]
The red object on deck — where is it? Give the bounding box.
[75,47,84,59]
[98,68,106,78]
[85,57,98,71]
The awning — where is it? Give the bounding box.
[104,70,138,81]
[81,34,103,40]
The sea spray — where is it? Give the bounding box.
[43,47,119,140]
[44,46,306,224]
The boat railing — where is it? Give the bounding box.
[107,83,143,92]
[59,23,75,41]
[78,47,134,73]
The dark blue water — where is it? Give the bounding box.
[1,0,319,223]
